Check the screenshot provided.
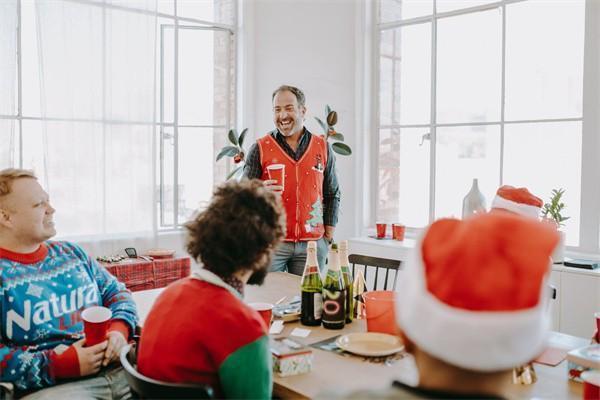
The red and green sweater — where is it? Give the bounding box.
[137,269,272,399]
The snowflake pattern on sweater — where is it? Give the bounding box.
[0,241,138,390]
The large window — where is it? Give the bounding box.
[0,0,236,237]
[375,0,599,252]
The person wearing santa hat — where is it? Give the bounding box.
[490,185,544,219]
[336,212,558,399]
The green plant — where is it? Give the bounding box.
[216,128,248,180]
[314,105,352,156]
[541,188,570,228]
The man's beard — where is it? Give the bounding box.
[247,266,268,286]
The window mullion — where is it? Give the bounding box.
[428,1,437,223]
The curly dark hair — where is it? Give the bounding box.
[185,179,285,278]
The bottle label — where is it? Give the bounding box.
[314,293,323,319]
[322,288,345,324]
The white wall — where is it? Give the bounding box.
[240,0,365,241]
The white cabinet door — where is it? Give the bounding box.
[549,270,561,331]
[559,272,600,337]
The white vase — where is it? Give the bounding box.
[462,178,487,219]
[551,231,566,263]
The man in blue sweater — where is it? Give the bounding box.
[0,169,138,399]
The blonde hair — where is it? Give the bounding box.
[0,168,37,197]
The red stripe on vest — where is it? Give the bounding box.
[258,133,327,242]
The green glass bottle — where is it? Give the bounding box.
[339,240,353,324]
[300,241,323,326]
[322,243,346,330]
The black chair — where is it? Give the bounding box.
[119,344,213,399]
[349,254,402,291]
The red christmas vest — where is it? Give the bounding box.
[258,133,327,242]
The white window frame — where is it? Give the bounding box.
[0,0,238,233]
[369,0,600,254]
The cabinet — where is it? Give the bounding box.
[558,269,600,338]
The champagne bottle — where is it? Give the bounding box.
[300,241,323,326]
[322,243,346,330]
[339,240,353,324]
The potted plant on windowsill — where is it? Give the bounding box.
[541,188,569,263]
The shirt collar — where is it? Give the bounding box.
[0,243,48,264]
[191,268,244,299]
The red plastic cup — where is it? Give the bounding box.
[266,164,285,189]
[363,291,398,335]
[376,223,387,239]
[81,306,112,346]
[582,371,600,400]
[249,302,273,329]
[392,224,406,241]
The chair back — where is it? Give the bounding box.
[119,344,213,399]
[348,254,402,291]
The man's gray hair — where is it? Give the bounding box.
[272,85,306,107]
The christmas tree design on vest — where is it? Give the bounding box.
[305,197,324,233]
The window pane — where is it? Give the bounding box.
[179,27,230,126]
[435,125,501,219]
[396,23,430,125]
[178,128,215,223]
[21,0,42,117]
[503,122,581,246]
[437,9,501,123]
[0,0,17,116]
[379,56,393,126]
[177,0,236,25]
[157,0,174,15]
[436,0,496,13]
[378,128,430,228]
[505,0,584,120]
[160,127,176,226]
[379,0,433,23]
[159,22,175,125]
[0,120,17,169]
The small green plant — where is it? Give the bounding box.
[541,188,570,228]
[314,105,352,156]
[216,128,248,180]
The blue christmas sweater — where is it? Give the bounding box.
[0,241,138,390]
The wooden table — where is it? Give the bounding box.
[132,272,587,399]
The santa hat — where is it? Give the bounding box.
[395,212,559,372]
[491,185,543,219]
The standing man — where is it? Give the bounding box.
[0,168,137,399]
[243,85,341,275]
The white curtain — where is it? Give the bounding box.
[0,0,18,169]
[33,0,157,238]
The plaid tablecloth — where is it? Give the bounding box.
[100,257,191,292]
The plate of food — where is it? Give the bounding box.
[336,332,404,357]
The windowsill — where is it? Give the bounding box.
[349,236,600,277]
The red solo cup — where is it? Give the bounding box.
[81,306,112,346]
[392,224,406,241]
[266,164,285,189]
[595,312,600,343]
[248,302,273,329]
[363,291,399,335]
[376,223,387,239]
[582,371,600,400]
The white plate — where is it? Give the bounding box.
[336,332,404,357]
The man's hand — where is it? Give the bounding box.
[103,330,127,367]
[263,179,283,193]
[324,225,335,243]
[73,338,107,376]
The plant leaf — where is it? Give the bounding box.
[227,165,243,180]
[238,128,248,148]
[315,117,328,133]
[228,129,238,146]
[216,146,239,162]
[332,142,352,156]
[330,132,345,142]
[326,104,332,116]
[327,110,338,126]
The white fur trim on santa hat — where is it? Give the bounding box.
[491,195,541,219]
[395,233,550,372]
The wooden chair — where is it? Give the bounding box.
[119,344,214,399]
[348,254,402,291]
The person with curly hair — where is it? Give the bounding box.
[137,179,285,399]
